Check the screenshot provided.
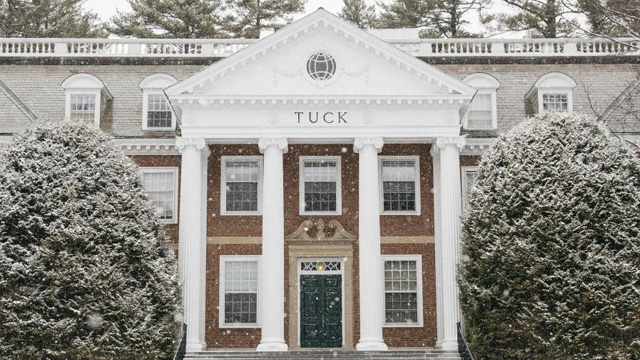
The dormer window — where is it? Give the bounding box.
[526,72,576,114]
[462,73,500,130]
[62,74,112,126]
[139,74,178,131]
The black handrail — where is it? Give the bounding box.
[457,322,475,360]
[173,323,187,360]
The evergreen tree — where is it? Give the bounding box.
[0,121,180,360]
[459,113,640,359]
[571,0,640,37]
[225,0,306,38]
[110,0,230,38]
[377,0,484,38]
[338,0,378,29]
[0,0,105,38]
[483,0,577,37]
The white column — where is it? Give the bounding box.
[256,138,288,352]
[435,136,466,350]
[176,137,208,352]
[430,146,444,347]
[354,137,388,352]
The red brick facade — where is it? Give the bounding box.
[129,144,451,349]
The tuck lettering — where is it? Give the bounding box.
[295,111,348,124]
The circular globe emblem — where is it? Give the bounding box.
[306,52,336,81]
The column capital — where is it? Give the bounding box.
[435,136,466,151]
[353,137,384,154]
[258,138,288,154]
[176,137,206,153]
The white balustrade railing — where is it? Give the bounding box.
[1,37,639,58]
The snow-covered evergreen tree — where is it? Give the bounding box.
[338,0,378,29]
[0,121,180,360]
[459,113,640,359]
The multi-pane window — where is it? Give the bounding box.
[220,257,259,326]
[380,157,420,214]
[467,93,493,129]
[383,256,422,326]
[462,167,478,208]
[222,158,262,214]
[141,168,177,222]
[542,93,569,112]
[146,94,172,128]
[69,94,96,122]
[300,157,341,214]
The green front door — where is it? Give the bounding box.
[300,274,342,348]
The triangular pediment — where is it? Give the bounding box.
[166,9,475,101]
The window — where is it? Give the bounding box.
[221,157,263,215]
[140,168,178,223]
[526,72,576,114]
[462,73,500,130]
[62,73,112,126]
[542,93,569,112]
[139,74,178,131]
[299,157,341,215]
[219,256,260,328]
[379,156,420,215]
[69,94,96,122]
[383,255,423,327]
[462,166,479,209]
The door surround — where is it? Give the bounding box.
[287,245,355,349]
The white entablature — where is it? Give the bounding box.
[165,9,476,141]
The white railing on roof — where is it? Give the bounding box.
[0,37,639,58]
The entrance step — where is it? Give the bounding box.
[184,349,461,360]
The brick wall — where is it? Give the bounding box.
[129,155,181,243]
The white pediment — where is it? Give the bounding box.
[166,9,475,101]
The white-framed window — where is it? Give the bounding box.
[140,167,178,223]
[462,166,479,210]
[219,255,260,328]
[299,156,342,215]
[526,72,576,114]
[139,74,178,131]
[462,73,500,130]
[62,73,112,126]
[541,92,569,112]
[379,156,421,215]
[221,156,263,215]
[382,255,423,327]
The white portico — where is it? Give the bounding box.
[166,9,475,353]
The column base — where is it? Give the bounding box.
[356,339,388,351]
[256,340,288,352]
[185,341,206,353]
[440,339,458,351]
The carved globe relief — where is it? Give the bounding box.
[306,52,336,81]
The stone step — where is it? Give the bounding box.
[184,350,461,360]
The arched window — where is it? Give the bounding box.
[526,72,577,114]
[462,73,500,130]
[139,74,177,131]
[61,74,112,126]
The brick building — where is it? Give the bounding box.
[1,9,639,356]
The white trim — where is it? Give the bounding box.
[296,257,345,348]
[378,155,421,216]
[139,167,179,224]
[65,91,101,127]
[461,166,479,212]
[220,156,264,216]
[219,255,261,329]
[298,156,342,216]
[538,90,573,113]
[139,74,178,131]
[462,73,500,131]
[61,73,112,127]
[381,254,424,328]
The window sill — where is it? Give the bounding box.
[219,324,261,329]
[381,211,421,216]
[142,127,175,131]
[220,211,262,216]
[383,323,423,328]
[299,211,342,216]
